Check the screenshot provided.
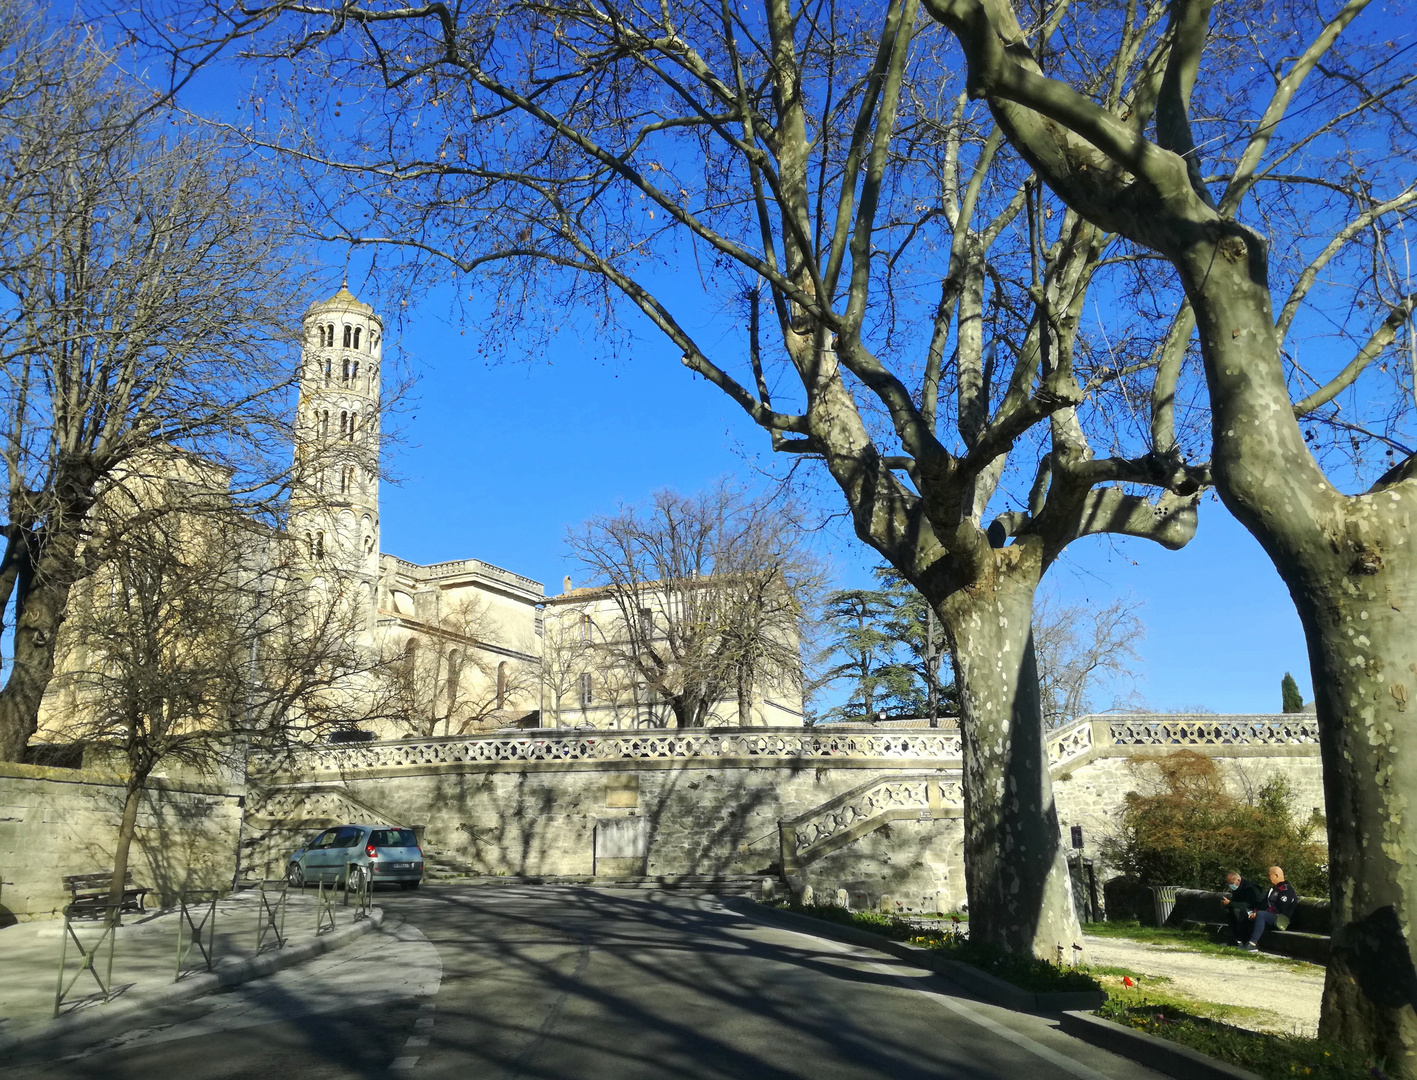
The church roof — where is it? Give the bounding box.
[305,283,377,317]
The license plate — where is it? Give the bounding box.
[391,862,413,869]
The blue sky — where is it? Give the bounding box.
[365,277,1312,715]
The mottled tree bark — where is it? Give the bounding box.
[1179,238,1417,1071]
[941,541,1081,957]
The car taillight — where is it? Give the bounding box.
[366,843,378,858]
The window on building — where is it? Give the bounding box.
[308,531,325,559]
[352,360,359,385]
[315,470,325,494]
[319,409,329,437]
[340,466,354,494]
[339,411,348,439]
[343,324,352,348]
[639,607,653,637]
[323,359,331,387]
[370,331,379,353]
[580,614,593,641]
[363,534,375,556]
[350,413,358,440]
[342,358,351,385]
[353,327,362,350]
[578,672,593,708]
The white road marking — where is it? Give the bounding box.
[414,1017,434,1030]
[390,1056,420,1069]
[406,1036,430,1048]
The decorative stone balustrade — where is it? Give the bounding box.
[254,714,1318,779]
[781,772,964,868]
[253,726,965,776]
[1047,720,1094,770]
[1103,714,1319,747]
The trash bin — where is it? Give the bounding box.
[1150,885,1179,927]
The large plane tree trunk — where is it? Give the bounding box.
[1301,540,1417,1065]
[939,541,1082,960]
[1180,235,1417,1071]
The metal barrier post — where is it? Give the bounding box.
[256,879,288,953]
[175,889,221,981]
[54,903,120,1017]
[315,878,336,935]
[344,862,370,920]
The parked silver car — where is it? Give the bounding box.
[286,823,424,891]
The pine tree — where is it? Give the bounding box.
[1281,672,1304,714]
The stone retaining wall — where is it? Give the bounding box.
[0,763,242,923]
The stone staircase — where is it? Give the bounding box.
[779,771,963,879]
[241,783,400,881]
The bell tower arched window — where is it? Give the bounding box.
[343,324,352,348]
[353,327,362,350]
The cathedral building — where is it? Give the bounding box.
[39,286,803,746]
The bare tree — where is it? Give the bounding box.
[564,484,819,729]
[892,0,1417,1060]
[1033,593,1144,728]
[375,595,537,736]
[45,464,382,912]
[0,6,307,761]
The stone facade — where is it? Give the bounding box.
[0,762,242,923]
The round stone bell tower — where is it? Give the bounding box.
[291,285,382,627]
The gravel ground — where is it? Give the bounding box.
[1083,934,1325,1037]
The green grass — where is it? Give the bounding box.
[1084,920,1312,967]
[1096,992,1386,1080]
[779,903,1101,994]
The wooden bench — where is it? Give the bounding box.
[63,872,150,919]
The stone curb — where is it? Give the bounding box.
[1058,1010,1265,1080]
[0,906,384,1060]
[721,899,1105,1014]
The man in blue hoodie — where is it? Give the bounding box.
[1240,866,1299,951]
[1220,869,1266,943]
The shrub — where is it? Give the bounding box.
[1099,751,1327,894]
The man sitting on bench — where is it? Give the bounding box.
[1220,869,1265,943]
[1241,866,1299,952]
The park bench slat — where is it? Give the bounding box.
[62,870,150,917]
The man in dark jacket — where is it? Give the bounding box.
[1220,869,1266,943]
[1241,866,1299,951]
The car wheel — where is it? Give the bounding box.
[346,866,366,892]
[287,863,304,888]
[399,880,420,891]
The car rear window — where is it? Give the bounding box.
[368,829,418,848]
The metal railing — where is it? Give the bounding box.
[54,903,120,1016]
[175,889,221,981]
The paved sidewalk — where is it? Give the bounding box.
[0,885,382,1055]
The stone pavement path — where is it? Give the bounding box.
[0,884,375,1047]
[1083,933,1325,1036]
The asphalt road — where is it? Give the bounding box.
[8,882,1165,1080]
